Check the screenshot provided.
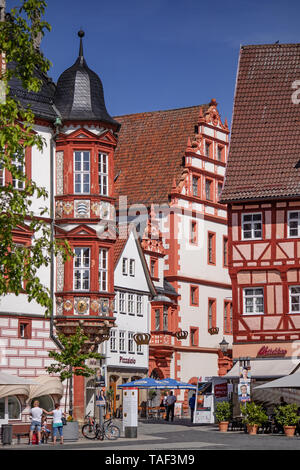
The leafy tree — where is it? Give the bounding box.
[46,326,104,417]
[0,0,71,315]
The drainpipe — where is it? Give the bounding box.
[50,119,63,350]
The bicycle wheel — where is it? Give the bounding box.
[105,424,120,440]
[82,423,97,439]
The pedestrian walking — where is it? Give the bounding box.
[47,403,66,445]
[29,400,49,445]
[165,391,177,422]
[189,393,196,423]
[96,388,106,425]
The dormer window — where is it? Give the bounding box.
[74,151,90,194]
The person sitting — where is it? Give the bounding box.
[41,415,51,444]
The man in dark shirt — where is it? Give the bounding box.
[189,393,196,423]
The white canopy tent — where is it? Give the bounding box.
[254,372,300,390]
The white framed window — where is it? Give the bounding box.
[289,286,300,313]
[12,153,25,190]
[74,151,90,194]
[119,331,126,353]
[205,141,211,157]
[243,288,264,315]
[74,247,90,291]
[99,248,108,292]
[119,292,126,314]
[122,258,128,276]
[128,332,134,354]
[136,295,143,316]
[288,211,300,238]
[110,329,117,352]
[192,176,198,196]
[113,293,118,313]
[137,343,143,355]
[128,294,135,315]
[242,213,262,240]
[98,152,108,196]
[129,259,135,277]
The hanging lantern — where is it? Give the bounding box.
[175,330,188,340]
[208,326,219,335]
[133,333,151,345]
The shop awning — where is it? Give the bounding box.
[29,375,63,400]
[0,372,37,399]
[254,372,300,390]
[224,359,300,379]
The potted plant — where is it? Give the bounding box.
[46,326,103,441]
[215,401,232,432]
[274,404,299,437]
[240,402,268,435]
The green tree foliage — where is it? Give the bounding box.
[0,1,71,315]
[46,326,103,381]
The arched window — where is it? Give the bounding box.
[8,396,21,420]
[31,395,54,411]
[0,396,21,420]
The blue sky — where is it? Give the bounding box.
[7,0,300,124]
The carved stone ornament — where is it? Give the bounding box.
[74,297,89,315]
[63,300,73,312]
[63,201,73,215]
[74,200,90,218]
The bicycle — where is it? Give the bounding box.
[82,415,120,440]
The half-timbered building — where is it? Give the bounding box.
[221,44,300,387]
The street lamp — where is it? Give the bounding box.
[219,338,229,355]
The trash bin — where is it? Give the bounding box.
[1,424,13,445]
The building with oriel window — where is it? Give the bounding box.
[220,44,300,399]
[0,29,119,429]
[114,101,233,393]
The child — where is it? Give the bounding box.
[41,415,51,444]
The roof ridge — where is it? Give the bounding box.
[241,43,300,49]
[114,103,209,119]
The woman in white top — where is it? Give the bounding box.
[47,403,67,445]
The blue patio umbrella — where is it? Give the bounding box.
[117,377,167,389]
[158,378,197,390]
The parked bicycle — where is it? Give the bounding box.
[82,414,120,441]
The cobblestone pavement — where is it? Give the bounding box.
[2,419,300,450]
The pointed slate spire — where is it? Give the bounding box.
[78,29,84,63]
[54,30,120,128]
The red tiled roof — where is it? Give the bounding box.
[221,43,300,203]
[114,105,208,206]
[113,235,127,268]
